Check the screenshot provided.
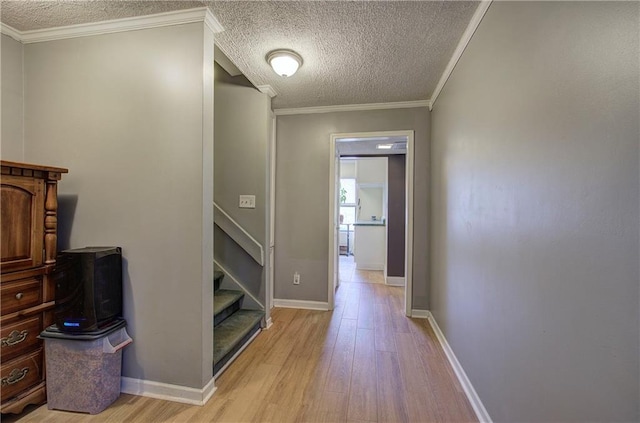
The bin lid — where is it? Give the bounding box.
[40,318,126,340]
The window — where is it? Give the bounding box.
[340,178,356,225]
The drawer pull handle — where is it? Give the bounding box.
[15,292,23,300]
[1,330,28,347]
[1,368,29,386]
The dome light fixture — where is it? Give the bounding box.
[267,49,303,77]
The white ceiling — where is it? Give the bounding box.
[0,1,479,110]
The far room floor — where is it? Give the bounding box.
[339,254,385,284]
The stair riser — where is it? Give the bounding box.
[214,276,224,292]
[214,300,241,327]
[214,321,261,375]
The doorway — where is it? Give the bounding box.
[338,157,386,280]
[328,131,414,316]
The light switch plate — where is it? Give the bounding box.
[239,195,256,209]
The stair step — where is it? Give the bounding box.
[214,270,224,291]
[213,310,264,374]
[214,289,244,326]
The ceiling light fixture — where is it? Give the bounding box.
[267,50,303,77]
[376,144,394,150]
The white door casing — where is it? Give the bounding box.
[328,131,414,316]
[328,137,340,310]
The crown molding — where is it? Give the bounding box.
[0,23,23,42]
[430,0,492,111]
[203,9,224,34]
[213,41,265,91]
[214,44,243,77]
[256,85,278,98]
[5,7,223,44]
[274,100,431,116]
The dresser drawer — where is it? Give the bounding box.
[0,349,43,402]
[1,277,42,316]
[0,316,42,362]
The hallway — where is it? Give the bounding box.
[13,273,477,423]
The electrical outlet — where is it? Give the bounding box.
[239,195,256,209]
[293,272,300,285]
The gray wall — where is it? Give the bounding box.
[1,34,24,161]
[214,63,269,245]
[213,63,270,307]
[275,108,429,306]
[430,2,639,422]
[23,23,215,389]
[387,155,405,277]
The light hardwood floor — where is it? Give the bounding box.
[9,260,477,423]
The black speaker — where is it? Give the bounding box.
[54,247,122,332]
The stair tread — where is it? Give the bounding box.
[213,310,264,364]
[214,289,244,317]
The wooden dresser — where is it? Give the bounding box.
[0,161,68,414]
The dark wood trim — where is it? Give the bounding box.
[1,161,68,176]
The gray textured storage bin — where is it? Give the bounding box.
[41,322,132,414]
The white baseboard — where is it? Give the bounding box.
[386,276,405,286]
[273,299,329,311]
[121,375,216,406]
[264,317,273,329]
[356,263,384,271]
[410,309,430,318]
[426,311,492,422]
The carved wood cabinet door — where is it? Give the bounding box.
[0,175,45,273]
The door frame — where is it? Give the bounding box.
[265,111,276,327]
[328,130,414,316]
[328,136,341,310]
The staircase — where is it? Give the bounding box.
[213,270,264,376]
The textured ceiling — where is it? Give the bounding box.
[209,1,478,109]
[0,1,479,109]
